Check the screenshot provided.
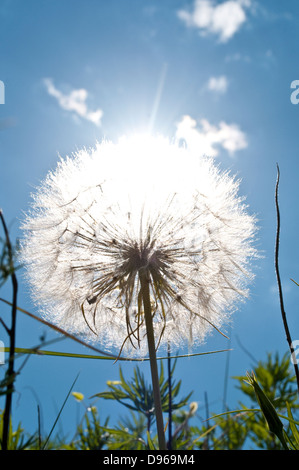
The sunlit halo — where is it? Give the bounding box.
[113,132,198,195]
[96,132,194,239]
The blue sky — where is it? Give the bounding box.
[1,0,299,443]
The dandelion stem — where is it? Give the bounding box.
[139,270,166,450]
[167,343,173,450]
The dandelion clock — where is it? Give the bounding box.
[21,134,256,355]
[20,134,257,449]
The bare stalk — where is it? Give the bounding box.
[139,270,166,450]
[0,210,18,450]
[275,166,299,394]
[167,343,172,450]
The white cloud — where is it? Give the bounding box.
[43,78,103,127]
[177,0,252,43]
[175,115,248,157]
[207,75,228,93]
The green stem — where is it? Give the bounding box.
[167,343,172,450]
[0,210,18,451]
[139,270,166,450]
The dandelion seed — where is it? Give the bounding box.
[20,134,257,358]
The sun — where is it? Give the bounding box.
[110,132,194,230]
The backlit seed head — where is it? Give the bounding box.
[20,134,257,357]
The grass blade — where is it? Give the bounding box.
[42,372,80,450]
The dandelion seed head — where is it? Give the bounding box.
[20,134,257,357]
